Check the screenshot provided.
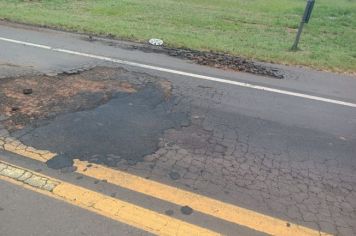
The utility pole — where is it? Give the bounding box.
[291,0,315,51]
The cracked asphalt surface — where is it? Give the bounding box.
[1,22,356,236]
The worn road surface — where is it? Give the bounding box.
[1,21,356,236]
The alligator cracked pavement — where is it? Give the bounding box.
[1,22,356,236]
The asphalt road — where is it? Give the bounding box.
[0,179,150,236]
[0,21,356,236]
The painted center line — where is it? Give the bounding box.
[0,36,355,108]
[0,160,220,236]
[1,138,331,236]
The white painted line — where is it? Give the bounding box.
[1,36,355,108]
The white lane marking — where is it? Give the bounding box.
[1,36,355,108]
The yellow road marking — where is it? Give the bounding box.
[74,160,330,236]
[0,161,220,236]
[2,137,55,162]
[0,137,332,236]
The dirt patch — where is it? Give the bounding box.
[0,67,172,131]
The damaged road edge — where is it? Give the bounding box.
[0,161,59,191]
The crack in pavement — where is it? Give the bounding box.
[0,67,355,235]
[0,161,59,191]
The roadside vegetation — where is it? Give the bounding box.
[0,0,355,72]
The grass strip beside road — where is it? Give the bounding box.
[0,0,355,73]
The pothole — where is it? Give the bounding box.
[1,66,190,168]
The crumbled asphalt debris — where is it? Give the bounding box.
[94,39,284,79]
[22,88,33,95]
[180,206,193,215]
[165,48,284,79]
[88,35,95,42]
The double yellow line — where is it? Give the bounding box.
[0,137,331,236]
[0,161,217,236]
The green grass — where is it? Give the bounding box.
[0,0,355,72]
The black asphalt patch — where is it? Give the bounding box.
[180,206,193,215]
[46,154,74,170]
[19,84,190,168]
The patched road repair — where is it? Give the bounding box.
[1,22,356,236]
[1,66,190,168]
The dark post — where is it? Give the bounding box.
[291,0,315,51]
